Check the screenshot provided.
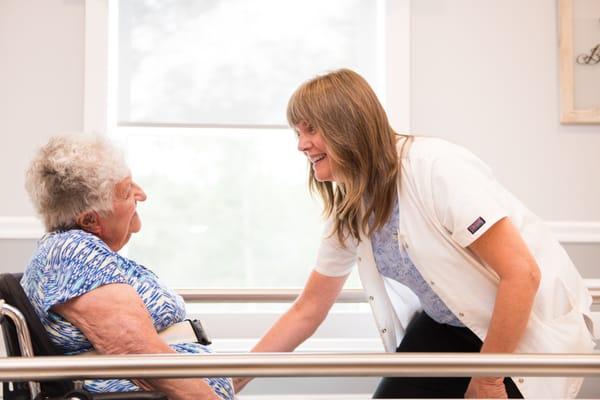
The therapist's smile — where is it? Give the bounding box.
[296,121,334,182]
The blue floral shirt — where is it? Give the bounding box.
[371,199,464,327]
[21,229,234,399]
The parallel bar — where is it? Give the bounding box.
[175,288,365,303]
[0,353,599,381]
[176,280,600,304]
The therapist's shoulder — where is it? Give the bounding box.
[406,136,477,164]
[402,136,494,189]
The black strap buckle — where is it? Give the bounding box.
[187,319,212,346]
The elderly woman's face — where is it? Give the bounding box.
[97,176,146,251]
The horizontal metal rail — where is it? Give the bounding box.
[176,279,600,304]
[175,288,366,303]
[0,353,599,381]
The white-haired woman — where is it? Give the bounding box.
[236,69,596,399]
[22,135,233,400]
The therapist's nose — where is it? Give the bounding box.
[297,134,312,153]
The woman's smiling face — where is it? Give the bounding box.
[295,121,334,182]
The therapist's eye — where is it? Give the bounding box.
[295,121,315,135]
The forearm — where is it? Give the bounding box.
[467,275,539,396]
[104,340,221,399]
[54,286,224,399]
[233,302,324,393]
[235,271,345,393]
[465,218,541,397]
[481,274,539,354]
[252,301,324,353]
[252,271,345,353]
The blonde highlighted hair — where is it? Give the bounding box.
[287,68,411,244]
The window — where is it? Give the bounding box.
[116,0,383,126]
[93,0,410,289]
[118,128,324,288]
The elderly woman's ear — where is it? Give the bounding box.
[77,211,101,235]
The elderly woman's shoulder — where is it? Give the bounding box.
[24,229,119,281]
[41,229,114,259]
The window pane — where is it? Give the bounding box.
[118,0,381,125]
[118,127,361,288]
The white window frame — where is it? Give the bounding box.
[83,0,411,350]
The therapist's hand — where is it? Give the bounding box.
[465,377,507,399]
[233,377,251,393]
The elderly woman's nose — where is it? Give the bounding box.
[133,183,147,201]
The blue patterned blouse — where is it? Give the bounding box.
[21,229,234,399]
[371,199,465,327]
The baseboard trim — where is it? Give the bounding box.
[0,217,599,243]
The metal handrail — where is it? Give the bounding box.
[0,353,598,381]
[0,283,596,395]
[175,288,366,303]
[176,279,600,304]
[0,300,41,397]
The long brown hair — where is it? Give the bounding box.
[287,68,411,244]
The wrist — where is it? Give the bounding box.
[233,376,252,392]
[472,376,504,384]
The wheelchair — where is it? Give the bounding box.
[0,273,167,400]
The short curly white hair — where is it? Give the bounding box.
[25,134,130,232]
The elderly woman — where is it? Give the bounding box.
[21,135,234,400]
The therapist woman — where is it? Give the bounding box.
[239,69,596,399]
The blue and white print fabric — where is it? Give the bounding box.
[21,229,234,399]
[371,199,465,327]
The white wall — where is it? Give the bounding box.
[410,0,600,221]
[410,2,599,396]
[0,0,84,216]
[0,0,598,398]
